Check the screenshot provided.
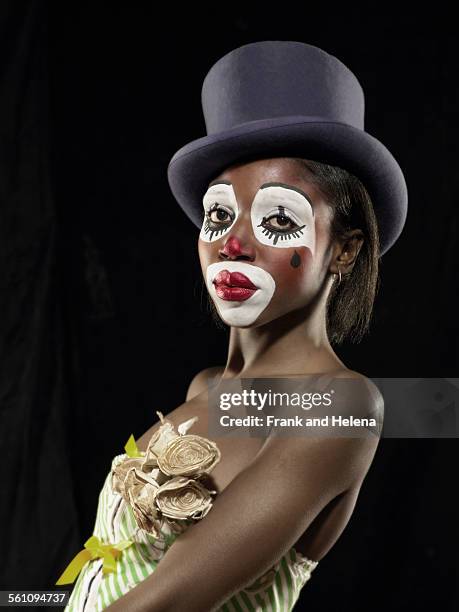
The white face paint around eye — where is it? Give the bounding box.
[250,184,316,253]
[206,261,276,327]
[200,182,239,243]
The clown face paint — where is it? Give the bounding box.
[206,261,276,327]
[250,183,316,253]
[200,181,239,242]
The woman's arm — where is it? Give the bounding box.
[105,416,379,611]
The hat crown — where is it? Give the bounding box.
[202,40,365,135]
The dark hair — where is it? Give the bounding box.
[292,158,381,345]
[204,157,381,345]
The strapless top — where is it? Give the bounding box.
[64,438,319,611]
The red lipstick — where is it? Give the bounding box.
[213,270,258,301]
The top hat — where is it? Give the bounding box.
[167,40,408,256]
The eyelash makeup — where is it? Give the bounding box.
[200,183,315,252]
[200,183,239,243]
[202,203,236,241]
[250,186,315,252]
[257,221,307,245]
[257,205,306,245]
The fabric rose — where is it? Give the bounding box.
[155,476,216,520]
[123,467,163,537]
[157,434,221,477]
[141,419,179,472]
[112,410,221,539]
[111,457,145,497]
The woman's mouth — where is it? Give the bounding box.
[213,270,258,301]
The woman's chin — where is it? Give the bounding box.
[217,310,272,329]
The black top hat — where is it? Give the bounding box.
[167,40,408,256]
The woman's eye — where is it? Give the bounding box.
[209,208,231,223]
[264,214,297,231]
[201,200,238,241]
[206,204,234,225]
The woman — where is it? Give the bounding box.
[60,41,407,611]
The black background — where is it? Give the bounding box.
[0,2,457,610]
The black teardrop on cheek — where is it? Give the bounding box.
[290,250,301,268]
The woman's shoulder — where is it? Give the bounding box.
[327,367,384,421]
[186,365,225,400]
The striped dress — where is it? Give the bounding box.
[64,453,319,611]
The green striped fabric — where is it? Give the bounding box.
[64,453,318,611]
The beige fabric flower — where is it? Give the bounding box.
[123,467,164,537]
[112,411,221,538]
[155,476,216,520]
[141,412,179,472]
[157,434,221,477]
[111,457,145,497]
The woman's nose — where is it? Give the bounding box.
[219,234,255,261]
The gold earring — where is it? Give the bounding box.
[337,265,342,285]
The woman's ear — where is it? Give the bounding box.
[330,229,364,276]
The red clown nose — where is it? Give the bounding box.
[221,236,243,257]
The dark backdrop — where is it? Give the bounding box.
[0,2,457,610]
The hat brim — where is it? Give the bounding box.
[167,115,408,256]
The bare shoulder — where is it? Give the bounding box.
[331,367,384,421]
[186,365,225,401]
[274,366,384,489]
[332,368,384,472]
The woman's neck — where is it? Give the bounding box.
[221,305,345,379]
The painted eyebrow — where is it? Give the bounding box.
[207,180,315,215]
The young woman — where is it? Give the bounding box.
[61,41,407,611]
